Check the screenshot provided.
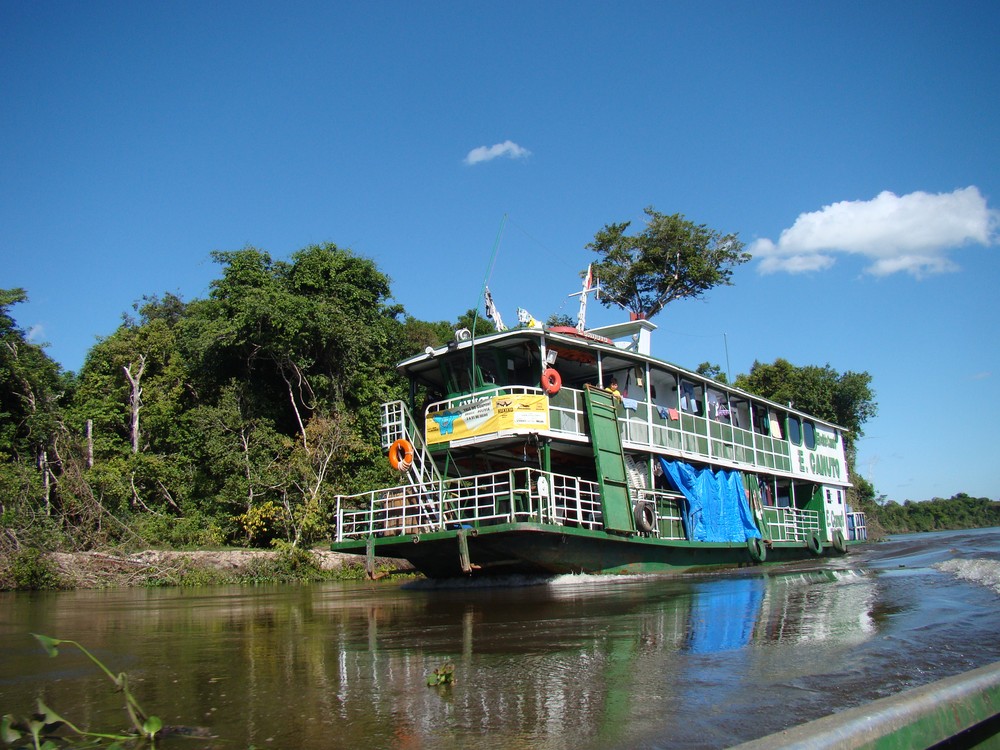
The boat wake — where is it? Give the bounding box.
[935,558,1000,594]
[403,574,557,590]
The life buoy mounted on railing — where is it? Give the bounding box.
[541,367,562,395]
[388,438,414,472]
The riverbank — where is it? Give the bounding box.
[1,547,414,590]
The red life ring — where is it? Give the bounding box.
[541,367,562,395]
[388,439,414,472]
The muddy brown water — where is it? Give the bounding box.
[2,528,999,749]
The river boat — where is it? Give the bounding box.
[331,284,867,579]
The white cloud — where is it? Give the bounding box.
[464,140,531,166]
[752,186,998,277]
[27,324,45,343]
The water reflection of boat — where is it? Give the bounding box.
[330,569,881,747]
[332,287,867,579]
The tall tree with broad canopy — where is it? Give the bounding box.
[587,207,750,320]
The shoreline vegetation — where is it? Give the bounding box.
[2,249,996,593]
[1,546,413,591]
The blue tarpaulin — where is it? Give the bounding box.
[658,458,761,542]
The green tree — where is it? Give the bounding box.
[587,207,749,320]
[696,362,728,384]
[868,493,1000,533]
[0,289,69,529]
[69,294,195,520]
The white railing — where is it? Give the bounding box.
[335,468,603,541]
[847,511,867,541]
[334,467,694,542]
[635,488,687,540]
[382,401,441,487]
[421,386,824,481]
[425,386,541,419]
[760,505,821,542]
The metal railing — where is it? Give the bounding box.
[422,385,836,483]
[335,467,605,541]
[760,505,821,542]
[635,488,687,540]
[382,401,440,487]
[847,511,867,541]
[425,386,541,418]
[333,467,693,542]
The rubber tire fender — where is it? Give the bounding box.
[832,529,848,553]
[634,502,655,534]
[807,531,824,555]
[747,536,767,563]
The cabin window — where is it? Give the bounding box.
[775,480,791,508]
[730,398,748,429]
[680,380,703,415]
[707,389,731,423]
[803,420,816,450]
[649,370,678,411]
[441,350,507,395]
[786,415,802,445]
[751,404,770,435]
[769,409,784,439]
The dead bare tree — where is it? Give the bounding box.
[123,354,146,454]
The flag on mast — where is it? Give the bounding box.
[484,286,507,331]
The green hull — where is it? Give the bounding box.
[332,522,848,579]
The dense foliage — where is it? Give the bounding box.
[870,494,1000,533]
[734,358,877,464]
[1,243,994,571]
[0,245,471,555]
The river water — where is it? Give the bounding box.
[2,528,999,749]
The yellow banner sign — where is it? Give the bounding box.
[426,393,550,445]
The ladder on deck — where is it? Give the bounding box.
[381,401,442,488]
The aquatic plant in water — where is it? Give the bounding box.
[427,661,456,687]
[1,634,162,749]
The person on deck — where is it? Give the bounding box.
[605,376,622,401]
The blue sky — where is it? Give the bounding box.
[3,2,998,503]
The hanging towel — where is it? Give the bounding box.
[668,408,680,421]
[621,397,638,412]
[656,405,669,419]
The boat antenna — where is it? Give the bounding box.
[471,213,508,384]
[724,332,732,383]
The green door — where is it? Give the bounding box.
[584,386,635,533]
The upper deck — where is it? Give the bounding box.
[403,322,850,488]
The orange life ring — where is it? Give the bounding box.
[388,439,414,472]
[541,367,562,395]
